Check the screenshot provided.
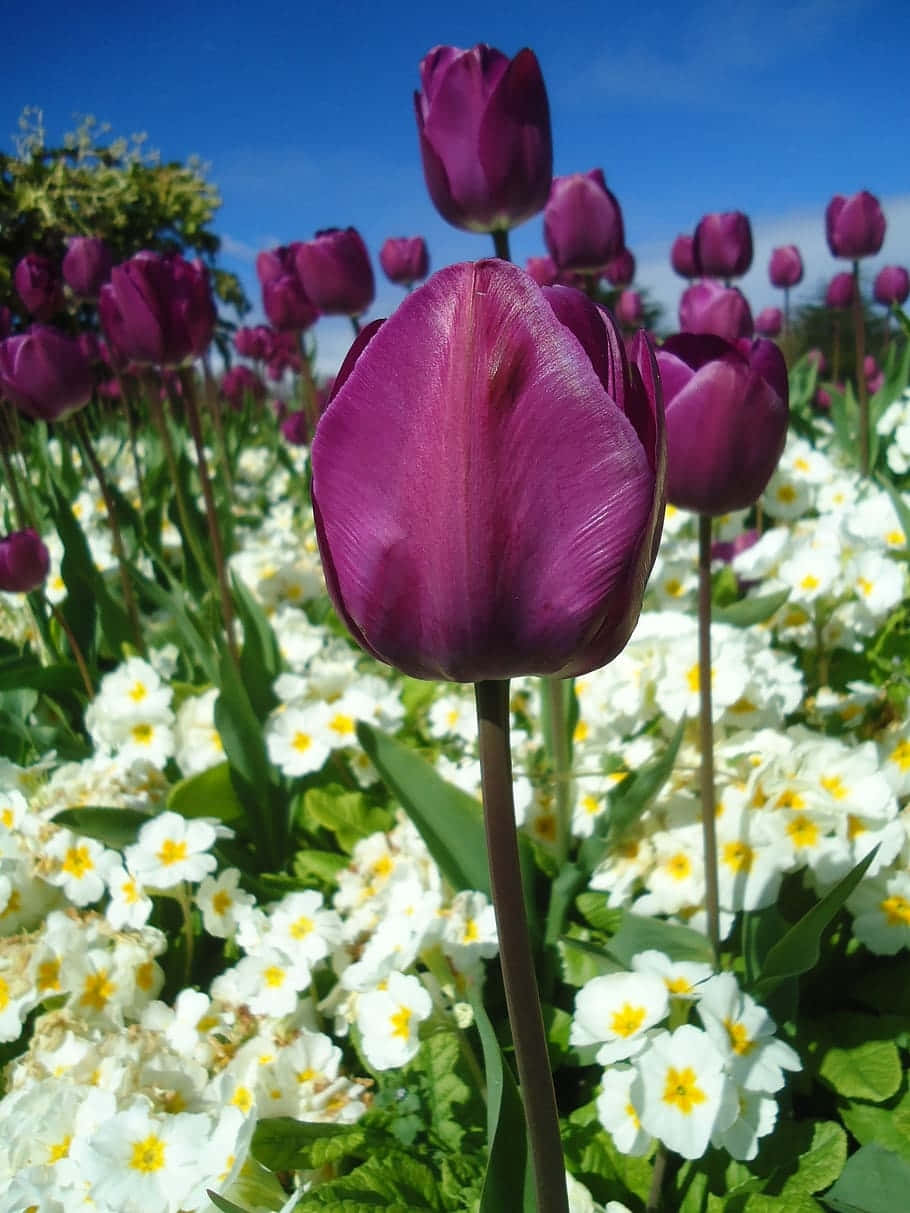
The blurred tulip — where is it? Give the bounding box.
[693,211,753,279]
[0,308,10,339]
[806,348,827,373]
[825,272,856,310]
[768,245,803,288]
[234,325,273,360]
[525,256,558,286]
[0,529,50,593]
[874,265,910,307]
[263,273,319,332]
[826,191,886,259]
[755,306,783,337]
[256,244,303,286]
[379,237,430,287]
[220,365,266,410]
[656,333,788,515]
[62,236,114,298]
[99,252,215,367]
[0,326,94,422]
[415,44,552,233]
[281,409,311,445]
[679,280,753,342]
[543,170,625,274]
[13,254,64,321]
[616,289,644,327]
[312,259,665,682]
[605,249,636,287]
[815,387,832,411]
[296,228,374,317]
[671,234,698,279]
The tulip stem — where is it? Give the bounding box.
[203,357,235,503]
[491,229,511,262]
[47,599,95,698]
[697,514,721,958]
[852,259,870,476]
[474,678,568,1213]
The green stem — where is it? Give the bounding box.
[646,1143,671,1212]
[147,373,209,581]
[203,358,234,502]
[0,430,30,529]
[852,259,870,476]
[474,679,568,1213]
[47,599,94,698]
[697,515,721,957]
[491,229,511,261]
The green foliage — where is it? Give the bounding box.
[822,1144,910,1213]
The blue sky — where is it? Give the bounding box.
[7,0,910,371]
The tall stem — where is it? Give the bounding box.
[852,259,870,476]
[697,515,720,957]
[147,374,209,580]
[203,358,234,501]
[491,229,511,261]
[474,679,568,1213]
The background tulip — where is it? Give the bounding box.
[605,249,636,287]
[693,211,753,279]
[679,280,753,341]
[0,326,94,421]
[379,237,430,287]
[62,236,114,298]
[525,256,558,286]
[755,306,783,337]
[656,333,788,515]
[543,169,625,274]
[874,265,910,307]
[312,259,664,683]
[825,272,856,310]
[234,325,272,360]
[13,254,64,321]
[415,44,552,234]
[262,273,319,332]
[256,243,303,286]
[0,529,50,593]
[616,289,644,327]
[296,228,374,317]
[768,245,804,288]
[826,191,886,259]
[220,365,266,410]
[671,234,697,279]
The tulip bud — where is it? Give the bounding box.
[99,252,216,367]
[220,365,266,410]
[543,170,625,274]
[826,191,886,259]
[768,245,803,288]
[873,265,910,307]
[281,410,311,446]
[379,237,430,287]
[14,254,64,321]
[0,326,94,422]
[671,235,698,279]
[605,249,636,287]
[234,325,273,360]
[256,244,303,286]
[62,236,114,298]
[825,272,856,310]
[262,273,319,332]
[755,307,783,337]
[657,333,788,515]
[415,44,552,234]
[296,228,374,317]
[616,289,644,327]
[806,348,827,373]
[693,211,753,279]
[312,260,665,682]
[0,529,50,594]
[525,256,558,286]
[679,280,753,342]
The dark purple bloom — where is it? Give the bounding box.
[312,260,665,682]
[605,249,636,287]
[826,272,856,310]
[826,191,886,259]
[616,289,644,327]
[99,252,216,367]
[806,348,827,373]
[296,228,374,317]
[281,409,311,446]
[543,170,625,274]
[415,44,552,233]
[525,255,558,286]
[263,273,319,332]
[768,245,803,289]
[220,365,266,410]
[379,237,430,287]
[14,254,64,321]
[671,234,697,279]
[62,237,114,298]
[679,280,753,342]
[755,307,783,337]
[874,265,910,307]
[234,325,273,360]
[0,326,94,422]
[656,333,788,515]
[0,308,10,340]
[693,211,753,279]
[256,244,304,286]
[0,529,50,593]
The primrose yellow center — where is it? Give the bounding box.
[881,895,910,927]
[666,976,693,995]
[787,815,820,848]
[129,1134,166,1173]
[662,1066,707,1115]
[231,1086,253,1113]
[462,918,479,943]
[80,969,115,1011]
[666,853,692,881]
[212,890,233,916]
[62,845,93,879]
[129,681,148,702]
[330,713,355,737]
[47,1135,72,1163]
[290,915,314,939]
[820,774,847,800]
[263,966,286,988]
[610,1002,646,1038]
[890,740,910,772]
[724,1018,754,1055]
[131,723,153,745]
[390,1005,412,1040]
[625,1101,641,1128]
[292,731,311,753]
[777,484,797,503]
[37,959,61,991]
[847,815,866,840]
[722,841,754,873]
[775,788,805,811]
[157,838,188,866]
[0,977,8,1011]
[800,573,819,592]
[573,720,589,744]
[665,577,683,597]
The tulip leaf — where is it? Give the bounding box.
[821,1144,910,1213]
[131,567,219,682]
[48,482,98,667]
[231,573,281,720]
[206,1194,251,1213]
[714,588,790,627]
[608,911,716,967]
[0,657,84,694]
[51,806,151,850]
[167,761,244,823]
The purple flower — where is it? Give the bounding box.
[657,333,788,515]
[874,265,910,307]
[311,260,664,682]
[234,325,273,360]
[220,365,266,410]
[826,191,886,259]
[616,289,644,327]
[543,170,625,274]
[755,306,783,337]
[525,255,558,286]
[0,529,50,594]
[296,228,374,317]
[13,254,64,321]
[768,245,803,288]
[256,243,304,286]
[281,410,311,446]
[0,326,94,422]
[671,235,697,279]
[415,44,552,233]
[62,237,114,298]
[99,252,216,367]
[379,237,430,287]
[605,249,636,287]
[679,280,753,342]
[262,273,319,332]
[693,211,753,279]
[825,272,856,310]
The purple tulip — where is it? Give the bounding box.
[13,254,64,321]
[312,259,665,682]
[263,273,319,332]
[825,272,856,310]
[281,409,312,446]
[234,325,273,360]
[0,326,94,422]
[806,348,827,373]
[826,191,886,259]
[679,280,753,342]
[379,237,430,287]
[0,308,10,340]
[544,170,625,274]
[657,333,788,516]
[220,365,266,410]
[671,235,698,279]
[874,265,910,307]
[616,289,644,327]
[815,387,832,412]
[755,306,783,337]
[415,44,552,234]
[256,244,303,286]
[62,237,114,298]
[99,252,216,367]
[525,256,558,286]
[296,228,374,317]
[693,211,753,279]
[605,249,636,287]
[0,529,50,594]
[768,245,803,289]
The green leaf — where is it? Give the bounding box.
[231,573,281,720]
[302,786,392,852]
[575,892,624,934]
[714,588,790,627]
[252,1117,368,1172]
[559,930,624,988]
[420,1029,471,1151]
[48,482,98,667]
[294,1151,443,1210]
[822,1144,910,1213]
[293,848,349,886]
[131,566,219,682]
[608,911,716,967]
[51,806,150,850]
[753,848,878,994]
[206,1192,252,1213]
[0,657,84,695]
[841,1096,910,1164]
[167,761,244,823]
[820,1035,902,1103]
[757,1120,846,1199]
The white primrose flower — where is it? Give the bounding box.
[355,970,432,1070]
[124,812,218,888]
[714,805,789,912]
[570,971,669,1065]
[224,946,313,1018]
[174,688,224,775]
[712,1086,779,1161]
[105,860,154,930]
[630,951,713,1000]
[43,829,120,907]
[847,870,910,954]
[265,701,333,776]
[263,889,343,969]
[595,1064,652,1156]
[195,867,256,938]
[439,889,498,973]
[697,972,801,1094]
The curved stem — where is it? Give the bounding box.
[474,679,568,1213]
[47,599,94,698]
[697,515,720,957]
[491,229,511,261]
